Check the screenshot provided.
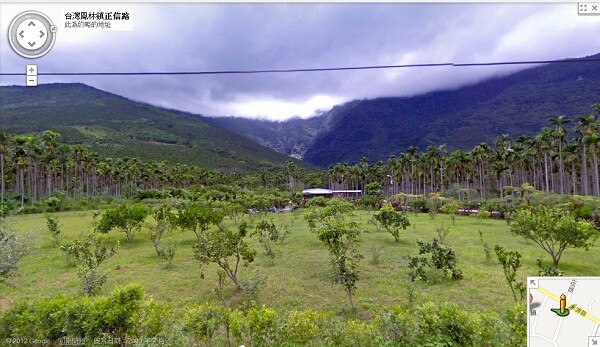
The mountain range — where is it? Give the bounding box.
[1,53,598,170]
[0,83,303,172]
[207,53,600,167]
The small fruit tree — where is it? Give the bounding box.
[373,203,410,242]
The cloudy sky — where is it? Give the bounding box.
[1,3,599,120]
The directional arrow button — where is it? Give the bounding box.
[39,31,45,38]
[19,30,25,38]
[28,42,35,47]
[28,21,35,26]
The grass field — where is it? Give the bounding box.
[2,210,600,318]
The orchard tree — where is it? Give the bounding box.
[173,201,225,243]
[61,234,119,295]
[0,217,33,284]
[46,215,61,245]
[408,238,463,282]
[510,206,598,268]
[304,197,355,231]
[373,203,410,242]
[95,203,149,242]
[147,204,176,265]
[253,220,280,264]
[494,245,526,303]
[304,198,362,310]
[193,222,256,289]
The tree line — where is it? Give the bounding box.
[0,130,231,207]
[286,104,600,200]
[1,105,599,209]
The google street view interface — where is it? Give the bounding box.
[1,1,600,346]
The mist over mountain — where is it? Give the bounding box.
[202,115,326,160]
[207,53,600,167]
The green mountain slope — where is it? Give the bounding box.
[303,53,600,166]
[202,115,325,159]
[0,83,302,172]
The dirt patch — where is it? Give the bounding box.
[0,297,13,312]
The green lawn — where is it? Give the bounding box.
[2,210,600,318]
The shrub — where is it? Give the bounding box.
[478,230,492,262]
[408,238,463,282]
[376,306,420,346]
[183,303,226,345]
[373,203,410,242]
[46,215,61,244]
[494,245,526,303]
[435,223,451,244]
[253,220,280,263]
[409,199,430,213]
[343,319,378,346]
[95,203,150,242]
[0,285,170,341]
[0,217,34,284]
[282,310,329,345]
[60,235,119,296]
[440,202,460,215]
[359,195,383,209]
[247,305,278,345]
[415,302,511,346]
[306,196,328,208]
[45,196,61,212]
[476,210,490,219]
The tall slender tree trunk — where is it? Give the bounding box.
[558,141,565,194]
[582,144,589,195]
[0,153,4,203]
[19,169,24,209]
[571,162,577,195]
[479,163,484,199]
[531,158,537,191]
[592,151,599,197]
[544,152,550,193]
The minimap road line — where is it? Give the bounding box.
[535,287,600,325]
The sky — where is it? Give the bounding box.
[1,3,599,121]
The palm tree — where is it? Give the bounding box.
[437,144,448,192]
[471,143,489,199]
[536,128,554,193]
[585,133,600,197]
[577,114,596,196]
[387,155,399,197]
[548,116,571,194]
[406,147,418,195]
[0,132,9,203]
[564,142,580,195]
[425,146,436,194]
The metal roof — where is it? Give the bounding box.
[302,188,362,195]
[302,188,333,195]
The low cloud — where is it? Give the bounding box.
[1,3,598,120]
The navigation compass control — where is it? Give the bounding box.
[8,10,57,59]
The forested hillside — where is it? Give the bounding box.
[303,54,600,166]
[0,83,302,172]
